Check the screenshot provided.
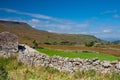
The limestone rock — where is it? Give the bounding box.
[0,32,18,57]
[116,62,120,70]
[102,61,111,68]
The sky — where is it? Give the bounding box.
[0,0,120,40]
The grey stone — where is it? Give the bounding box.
[0,32,18,57]
[116,62,120,70]
[92,60,100,66]
[102,61,111,68]
[92,58,99,62]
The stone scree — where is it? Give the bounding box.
[18,45,120,73]
[0,32,18,57]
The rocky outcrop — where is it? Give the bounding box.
[18,45,120,73]
[0,32,18,57]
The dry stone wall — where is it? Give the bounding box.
[18,45,120,73]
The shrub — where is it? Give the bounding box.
[85,41,95,47]
[44,42,52,45]
[33,40,38,47]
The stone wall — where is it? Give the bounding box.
[18,45,120,73]
[0,32,18,57]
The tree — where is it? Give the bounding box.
[44,42,51,45]
[85,41,95,47]
[32,40,38,48]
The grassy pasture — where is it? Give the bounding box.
[36,48,118,61]
[40,44,120,56]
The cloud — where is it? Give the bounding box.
[0,8,54,20]
[1,17,120,39]
[26,19,77,33]
[0,8,88,26]
[100,9,120,19]
[88,29,113,36]
[100,10,117,15]
[2,8,119,38]
[113,14,120,18]
[0,8,92,34]
[0,8,90,28]
[31,19,40,22]
[0,8,18,13]
[103,29,112,33]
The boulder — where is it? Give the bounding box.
[0,32,18,57]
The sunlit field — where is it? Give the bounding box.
[36,48,118,61]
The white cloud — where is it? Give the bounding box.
[1,8,106,35]
[113,14,120,18]
[31,19,40,22]
[23,18,90,34]
[90,32,100,34]
[103,29,112,33]
[0,8,18,13]
[0,8,54,20]
[0,8,90,29]
[48,30,54,33]
[87,29,113,35]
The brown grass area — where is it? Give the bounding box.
[41,44,120,57]
[109,44,120,49]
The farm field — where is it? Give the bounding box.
[40,44,120,57]
[36,48,118,61]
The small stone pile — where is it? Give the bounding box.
[0,32,18,57]
[18,45,120,73]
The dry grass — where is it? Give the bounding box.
[6,64,120,80]
[1,55,120,80]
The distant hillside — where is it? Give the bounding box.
[112,40,120,44]
[0,20,106,45]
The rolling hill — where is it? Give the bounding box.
[0,20,105,45]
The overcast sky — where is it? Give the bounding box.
[0,0,120,40]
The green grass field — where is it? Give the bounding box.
[36,48,118,61]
